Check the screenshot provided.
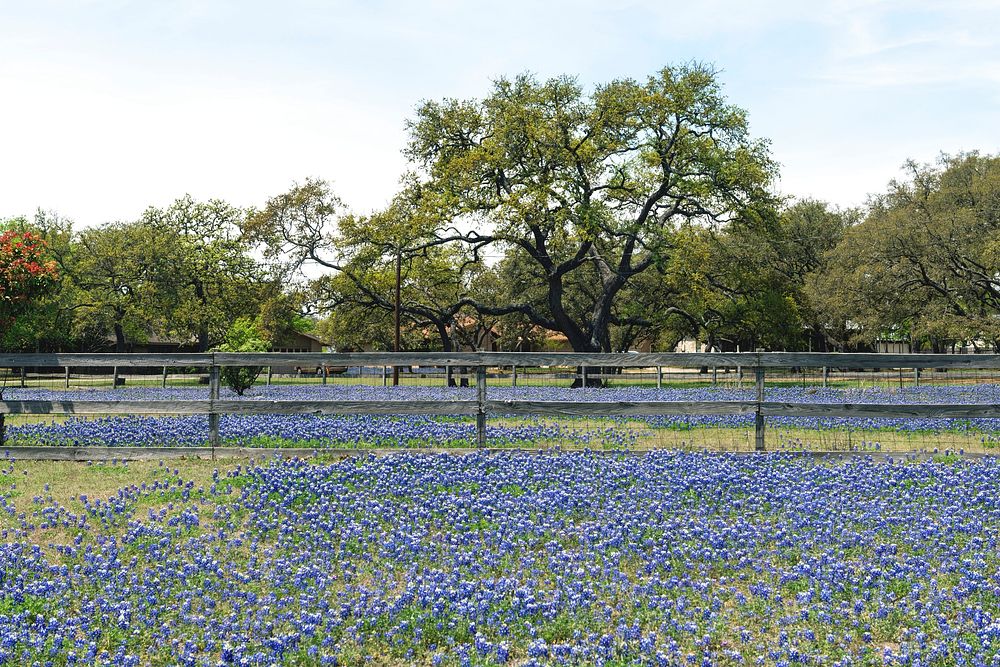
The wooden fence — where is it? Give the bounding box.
[2,351,1000,453]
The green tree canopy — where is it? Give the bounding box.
[142,195,278,351]
[701,200,853,351]
[60,221,161,352]
[809,152,1000,351]
[404,63,779,352]
[215,317,269,396]
[48,196,296,353]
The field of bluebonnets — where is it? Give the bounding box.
[4,382,1000,451]
[2,451,1000,666]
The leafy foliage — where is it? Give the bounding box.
[63,221,164,352]
[809,152,1000,351]
[34,196,295,354]
[214,317,269,396]
[142,195,281,351]
[405,63,779,352]
[2,66,999,357]
[0,228,59,340]
[699,200,853,351]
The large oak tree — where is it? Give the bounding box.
[404,63,778,353]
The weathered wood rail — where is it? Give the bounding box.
[2,351,999,455]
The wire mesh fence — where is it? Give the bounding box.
[1,353,999,456]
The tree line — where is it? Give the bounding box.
[3,64,999,355]
[0,198,306,353]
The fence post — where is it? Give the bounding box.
[265,366,272,386]
[476,365,487,447]
[208,362,220,458]
[64,366,70,389]
[581,365,588,387]
[19,367,25,388]
[737,365,743,388]
[914,367,920,387]
[112,366,120,388]
[712,366,718,386]
[162,366,168,389]
[754,351,766,452]
[382,365,388,387]
[822,366,829,388]
[512,365,517,387]
[656,366,662,389]
[321,364,328,385]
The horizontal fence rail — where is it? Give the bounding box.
[1,351,999,455]
[484,400,760,417]
[760,402,1000,419]
[6,350,1000,369]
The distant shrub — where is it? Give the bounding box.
[215,318,269,396]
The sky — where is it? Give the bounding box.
[1,0,998,226]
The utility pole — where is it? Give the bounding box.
[393,249,401,386]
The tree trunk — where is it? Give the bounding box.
[433,321,459,387]
[569,276,630,388]
[113,320,126,353]
[194,280,210,352]
[571,365,611,388]
[564,330,608,388]
[547,274,593,353]
[0,382,5,444]
[536,275,601,387]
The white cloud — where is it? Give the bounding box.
[810,0,1000,88]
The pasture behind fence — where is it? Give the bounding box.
[2,351,1000,456]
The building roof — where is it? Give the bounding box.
[279,330,328,345]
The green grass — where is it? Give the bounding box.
[0,458,241,515]
[4,421,997,453]
[0,592,47,617]
[3,368,998,391]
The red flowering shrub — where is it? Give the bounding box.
[0,230,59,331]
